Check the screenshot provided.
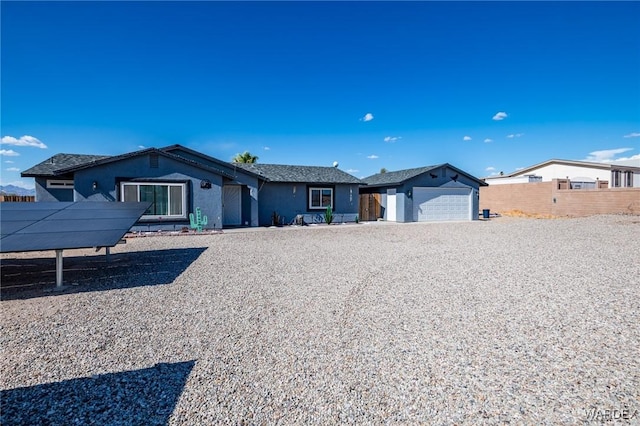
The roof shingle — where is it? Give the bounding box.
[21,154,111,177]
[361,165,442,186]
[235,163,362,184]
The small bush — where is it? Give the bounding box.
[324,206,333,225]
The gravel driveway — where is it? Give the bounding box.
[2,215,639,424]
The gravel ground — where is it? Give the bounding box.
[1,215,639,425]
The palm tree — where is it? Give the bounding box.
[232,151,259,163]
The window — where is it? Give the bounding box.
[120,182,186,219]
[46,179,74,189]
[308,187,333,209]
[612,170,621,187]
[625,171,633,187]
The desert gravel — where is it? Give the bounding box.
[1,215,639,424]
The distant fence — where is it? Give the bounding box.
[0,195,35,202]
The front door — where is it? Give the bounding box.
[223,185,242,226]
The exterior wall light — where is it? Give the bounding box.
[92,181,98,191]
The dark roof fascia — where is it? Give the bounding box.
[161,144,266,181]
[53,148,238,180]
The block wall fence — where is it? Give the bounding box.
[480,179,640,217]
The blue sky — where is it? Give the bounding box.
[2,1,639,189]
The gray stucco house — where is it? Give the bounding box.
[360,164,487,222]
[21,144,362,230]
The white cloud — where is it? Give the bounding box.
[5,167,20,172]
[1,135,47,149]
[492,112,508,121]
[463,136,472,141]
[485,166,495,171]
[5,160,14,163]
[367,154,379,159]
[484,138,493,143]
[584,147,634,163]
[615,154,640,162]
[623,132,640,138]
[346,168,359,173]
[506,133,524,139]
[0,149,20,156]
[361,113,374,122]
[137,145,146,149]
[263,146,271,151]
[384,136,401,143]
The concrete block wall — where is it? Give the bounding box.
[480,181,553,215]
[480,179,640,216]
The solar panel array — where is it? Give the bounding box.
[0,202,150,253]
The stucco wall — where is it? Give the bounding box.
[480,180,640,216]
[70,155,227,230]
[257,182,359,226]
[35,177,73,202]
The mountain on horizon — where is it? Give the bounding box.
[0,185,36,196]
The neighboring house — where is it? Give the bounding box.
[21,144,362,230]
[484,159,640,188]
[360,164,487,222]
[480,158,640,217]
[234,163,361,225]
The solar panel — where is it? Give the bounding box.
[1,202,150,253]
[1,202,150,289]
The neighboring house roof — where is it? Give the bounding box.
[235,163,362,184]
[487,158,640,180]
[21,154,111,177]
[362,164,487,187]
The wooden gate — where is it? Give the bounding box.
[359,193,381,221]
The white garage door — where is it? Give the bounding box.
[413,187,471,221]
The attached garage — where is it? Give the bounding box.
[413,187,472,221]
[360,164,486,222]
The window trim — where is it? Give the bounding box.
[119,181,188,220]
[308,186,334,210]
[46,179,74,189]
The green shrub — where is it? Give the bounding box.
[324,206,333,225]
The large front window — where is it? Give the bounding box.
[309,187,333,209]
[120,182,186,219]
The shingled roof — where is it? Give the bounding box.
[362,164,487,187]
[361,165,442,187]
[235,163,362,184]
[21,154,111,177]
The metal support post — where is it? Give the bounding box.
[55,249,64,288]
